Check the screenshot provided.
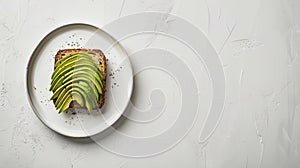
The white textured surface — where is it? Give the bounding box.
[1,0,300,167]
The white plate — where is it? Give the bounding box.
[26,23,133,138]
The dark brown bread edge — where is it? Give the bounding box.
[53,48,107,110]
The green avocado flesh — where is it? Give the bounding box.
[50,52,103,113]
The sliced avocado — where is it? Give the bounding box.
[64,75,99,100]
[71,91,84,107]
[50,72,101,101]
[51,66,102,89]
[55,84,73,109]
[84,95,92,112]
[52,56,96,79]
[50,60,99,92]
[51,57,96,79]
[55,53,78,67]
[68,67,103,88]
[73,82,93,112]
[54,53,80,68]
[52,60,102,81]
[50,80,73,100]
[54,53,94,71]
[58,87,85,109]
[67,82,97,112]
[79,81,98,106]
[79,81,98,108]
[54,82,94,111]
[54,75,99,100]
[62,72,102,95]
[50,51,104,113]
[55,87,67,107]
[59,95,72,113]
[50,63,102,87]
[55,52,94,68]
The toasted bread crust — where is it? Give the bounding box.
[53,48,106,109]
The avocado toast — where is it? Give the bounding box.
[49,49,106,113]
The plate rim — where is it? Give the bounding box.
[25,22,133,138]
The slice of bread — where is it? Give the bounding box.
[53,48,107,109]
